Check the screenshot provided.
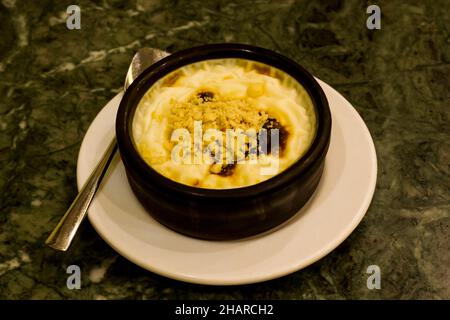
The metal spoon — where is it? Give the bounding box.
[45,48,170,251]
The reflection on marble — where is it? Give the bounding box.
[0,0,448,299]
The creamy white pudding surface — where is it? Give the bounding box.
[132,59,316,189]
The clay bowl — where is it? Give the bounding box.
[116,43,331,240]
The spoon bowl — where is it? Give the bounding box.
[45,48,169,251]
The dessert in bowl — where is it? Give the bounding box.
[116,44,331,240]
[133,58,317,189]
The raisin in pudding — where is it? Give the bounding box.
[132,59,317,189]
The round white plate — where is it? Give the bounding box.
[77,79,377,285]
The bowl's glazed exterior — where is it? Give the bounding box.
[116,44,331,240]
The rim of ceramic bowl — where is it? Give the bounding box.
[116,43,331,199]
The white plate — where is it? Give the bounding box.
[77,79,377,285]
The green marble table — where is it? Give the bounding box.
[0,0,448,299]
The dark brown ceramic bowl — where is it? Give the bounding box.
[116,43,331,240]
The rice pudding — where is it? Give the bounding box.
[132,59,316,189]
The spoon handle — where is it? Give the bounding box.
[45,138,118,251]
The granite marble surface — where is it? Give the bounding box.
[0,0,448,299]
